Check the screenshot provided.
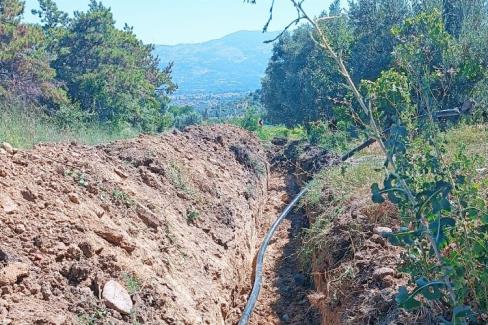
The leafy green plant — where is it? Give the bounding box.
[122,273,141,295]
[304,120,350,153]
[186,209,200,223]
[285,3,488,322]
[111,189,134,207]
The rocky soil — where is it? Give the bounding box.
[0,125,271,324]
[0,125,426,325]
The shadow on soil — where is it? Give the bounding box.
[270,175,321,325]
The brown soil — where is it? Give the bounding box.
[304,192,433,324]
[247,173,320,325]
[0,125,273,324]
[0,124,417,325]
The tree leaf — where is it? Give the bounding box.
[415,277,445,301]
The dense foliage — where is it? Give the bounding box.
[1,0,177,132]
[261,0,488,127]
[255,0,488,322]
[0,0,67,105]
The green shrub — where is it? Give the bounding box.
[186,209,200,222]
[304,121,350,153]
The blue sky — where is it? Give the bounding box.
[23,0,339,45]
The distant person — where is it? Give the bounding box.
[258,119,264,127]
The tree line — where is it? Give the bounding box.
[261,0,488,129]
[0,0,189,132]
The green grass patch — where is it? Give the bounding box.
[0,105,139,149]
[254,125,306,141]
[303,156,384,207]
[444,123,488,158]
[186,209,200,223]
[122,273,141,295]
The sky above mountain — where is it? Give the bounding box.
[23,0,339,45]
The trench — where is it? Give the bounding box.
[246,170,320,325]
[238,138,375,324]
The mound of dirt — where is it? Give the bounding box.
[304,192,434,324]
[0,125,269,324]
[269,139,337,184]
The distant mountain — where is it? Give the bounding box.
[153,30,279,95]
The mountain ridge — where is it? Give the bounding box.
[153,30,279,95]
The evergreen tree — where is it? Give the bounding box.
[0,0,67,106]
[42,0,176,130]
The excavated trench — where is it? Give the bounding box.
[248,171,320,324]
[239,140,335,325]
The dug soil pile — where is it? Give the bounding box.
[0,125,270,324]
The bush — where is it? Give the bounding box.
[304,121,350,153]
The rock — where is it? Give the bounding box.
[65,245,82,260]
[78,241,94,258]
[0,262,29,286]
[41,286,52,301]
[1,142,14,155]
[382,275,396,287]
[13,224,25,234]
[136,205,161,229]
[95,228,136,253]
[21,187,37,202]
[68,193,80,204]
[0,169,6,177]
[114,168,128,179]
[0,194,18,214]
[0,247,18,263]
[373,226,393,236]
[103,280,133,315]
[373,267,395,280]
[0,148,7,155]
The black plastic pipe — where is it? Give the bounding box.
[238,137,377,324]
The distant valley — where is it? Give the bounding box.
[153,30,279,112]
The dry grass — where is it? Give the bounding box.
[0,106,138,149]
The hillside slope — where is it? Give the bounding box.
[0,125,269,324]
[154,31,279,94]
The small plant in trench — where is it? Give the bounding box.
[122,273,141,295]
[77,308,107,325]
[167,162,193,194]
[65,168,89,187]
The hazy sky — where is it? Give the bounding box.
[23,0,339,45]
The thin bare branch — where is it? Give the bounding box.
[316,15,342,22]
[264,16,305,43]
[262,0,276,32]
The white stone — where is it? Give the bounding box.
[0,194,18,214]
[102,280,133,314]
[373,226,393,236]
[373,267,395,280]
[1,143,13,155]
